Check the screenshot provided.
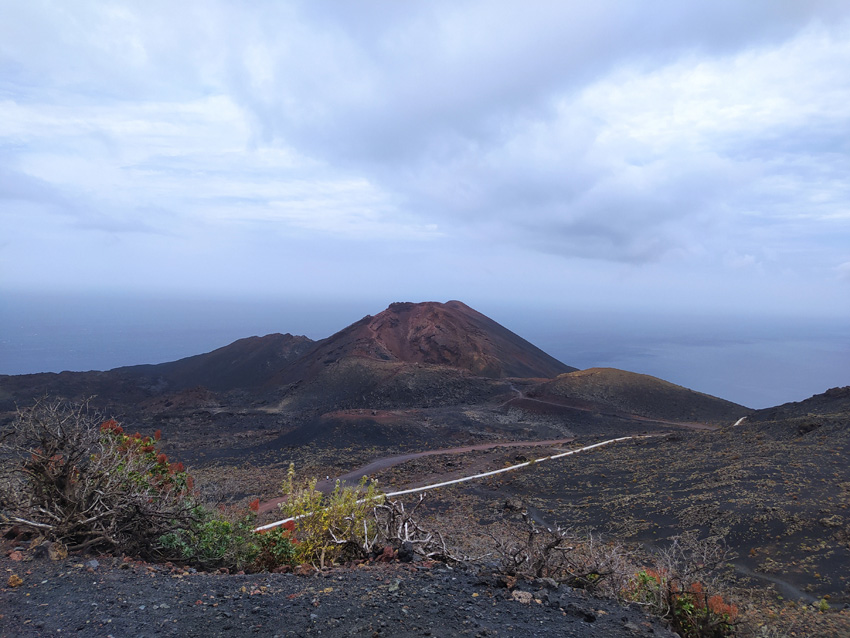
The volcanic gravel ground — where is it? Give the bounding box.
[477,427,850,603]
[1,555,676,638]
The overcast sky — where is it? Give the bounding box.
[3,0,850,319]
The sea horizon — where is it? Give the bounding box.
[2,292,847,410]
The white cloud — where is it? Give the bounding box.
[0,91,429,241]
[724,253,759,270]
[1,1,849,316]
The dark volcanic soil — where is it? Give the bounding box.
[0,554,676,638]
[417,422,850,604]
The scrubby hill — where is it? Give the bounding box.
[126,332,314,392]
[741,385,850,438]
[530,367,749,424]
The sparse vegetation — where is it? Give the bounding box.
[0,403,455,573]
[491,513,632,596]
[624,534,738,638]
[2,378,848,637]
[274,465,459,568]
[0,400,195,557]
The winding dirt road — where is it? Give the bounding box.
[257,385,718,516]
[255,436,643,531]
[256,437,574,514]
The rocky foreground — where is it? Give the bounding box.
[1,553,676,638]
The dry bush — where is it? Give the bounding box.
[369,494,463,562]
[488,512,739,637]
[0,400,195,557]
[626,532,739,638]
[491,512,633,596]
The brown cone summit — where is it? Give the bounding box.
[288,300,576,380]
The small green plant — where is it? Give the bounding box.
[625,567,739,637]
[158,505,259,570]
[277,464,384,568]
[253,520,298,571]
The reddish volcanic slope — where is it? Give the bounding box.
[282,300,575,380]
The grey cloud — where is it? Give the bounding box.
[221,1,850,163]
[0,163,163,236]
[506,175,725,263]
[0,165,66,206]
[183,1,850,268]
[384,118,756,263]
[70,208,167,236]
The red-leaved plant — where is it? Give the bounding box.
[0,401,197,557]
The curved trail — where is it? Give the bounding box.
[503,383,719,431]
[255,386,730,529]
[255,435,646,532]
[256,437,575,514]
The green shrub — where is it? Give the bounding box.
[253,520,298,571]
[277,464,383,568]
[159,505,259,571]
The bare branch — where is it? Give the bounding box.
[0,399,196,558]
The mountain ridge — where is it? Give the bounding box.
[265,300,576,390]
[0,301,746,424]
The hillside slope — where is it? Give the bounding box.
[742,385,850,438]
[0,333,314,411]
[530,367,749,423]
[254,300,575,411]
[274,300,575,384]
[125,332,314,392]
